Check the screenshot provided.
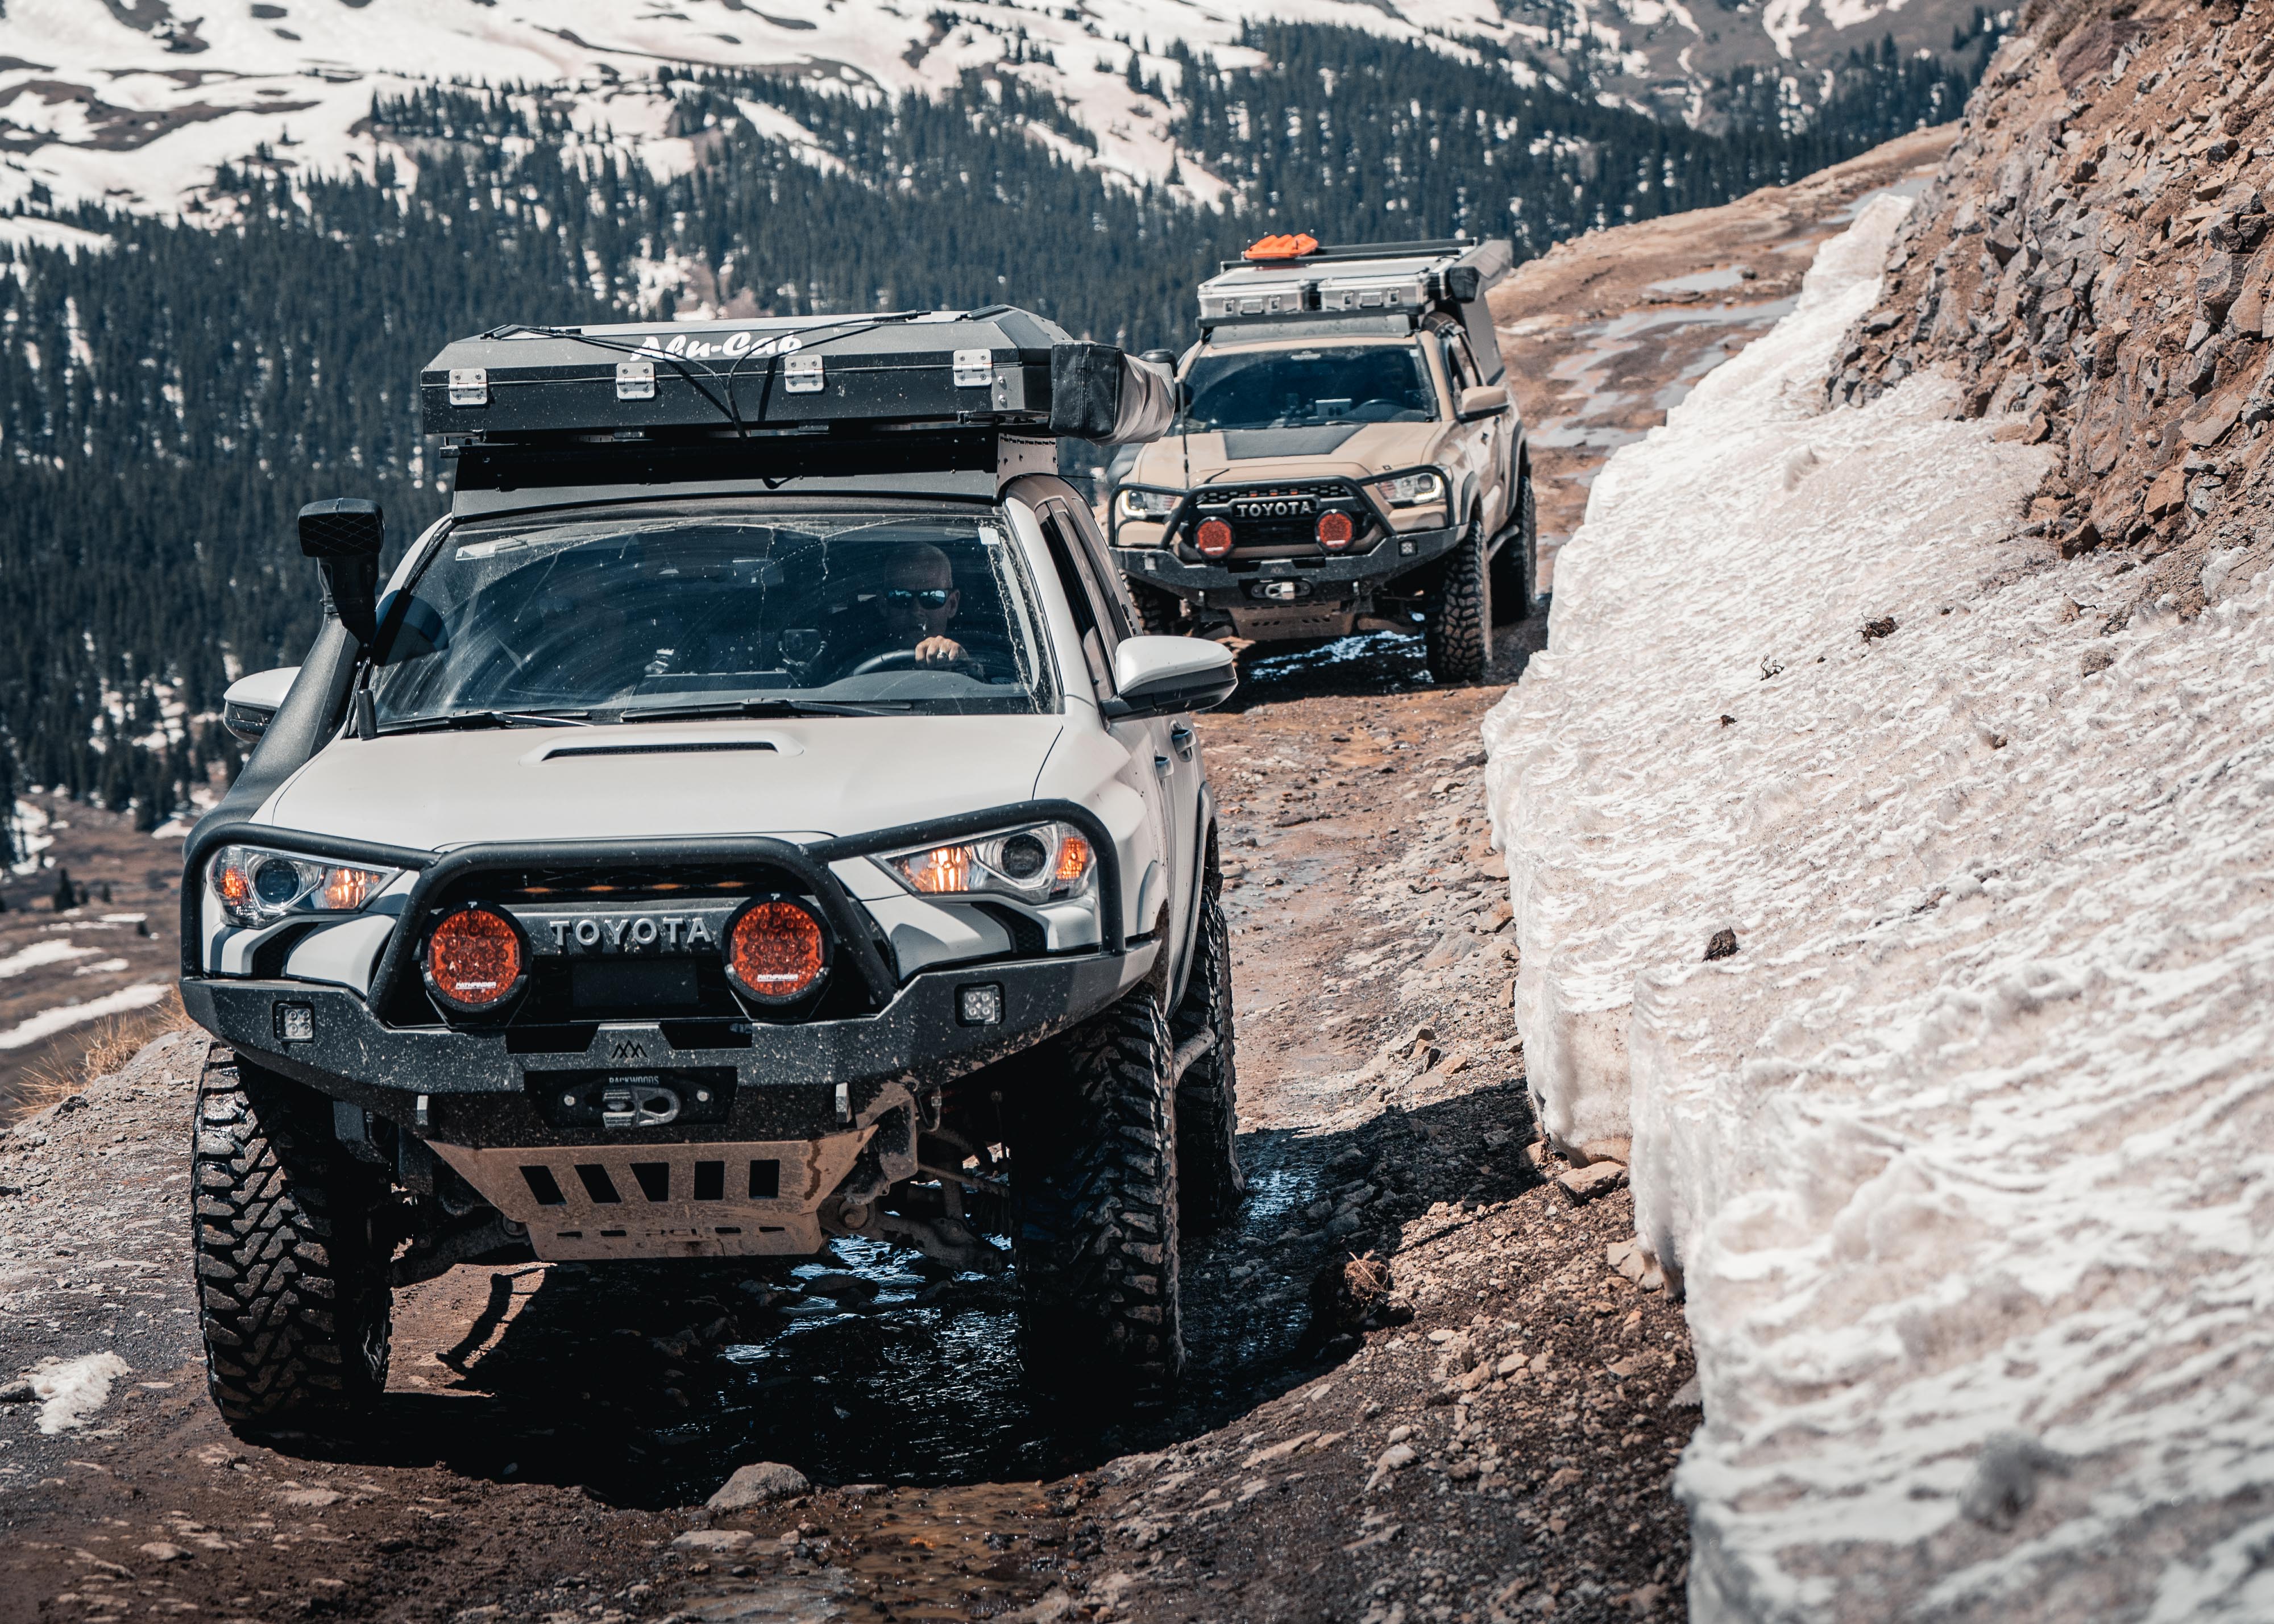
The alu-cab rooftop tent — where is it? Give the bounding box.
[420,306,1175,512]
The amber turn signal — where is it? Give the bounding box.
[1243,232,1319,261]
[727,900,828,1004]
[1195,518,1234,558]
[426,907,524,1012]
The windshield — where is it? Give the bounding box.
[370,508,1057,728]
[1181,343,1438,433]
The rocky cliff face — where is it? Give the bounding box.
[1833,0,2274,614]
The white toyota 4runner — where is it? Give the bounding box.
[181,310,1241,1430]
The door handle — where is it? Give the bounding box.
[1154,754,1173,776]
[1169,722,1195,759]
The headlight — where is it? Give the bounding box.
[1115,487,1182,521]
[209,845,399,929]
[1372,471,1446,508]
[883,823,1095,905]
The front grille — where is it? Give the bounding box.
[377,858,873,1030]
[1189,481,1370,555]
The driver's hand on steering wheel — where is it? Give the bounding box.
[913,635,968,667]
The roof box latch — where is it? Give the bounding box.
[615,359,656,401]
[447,368,489,408]
[783,354,825,394]
[952,348,991,388]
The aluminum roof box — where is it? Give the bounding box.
[1196,237,1514,329]
[1194,236,1515,384]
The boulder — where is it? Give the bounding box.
[707,1461,813,1512]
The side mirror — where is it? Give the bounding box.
[1103,636,1238,721]
[298,497,385,645]
[222,666,301,745]
[1458,384,1511,422]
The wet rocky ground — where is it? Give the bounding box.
[0,621,1696,1624]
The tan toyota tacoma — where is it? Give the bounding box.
[1106,235,1534,681]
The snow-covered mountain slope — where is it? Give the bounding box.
[1484,190,2274,1618]
[0,0,1991,215]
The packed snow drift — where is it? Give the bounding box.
[1484,196,2274,1619]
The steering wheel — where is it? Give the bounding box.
[848,647,986,679]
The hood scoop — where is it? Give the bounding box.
[1221,424,1365,460]
[541,739,778,761]
[529,730,799,764]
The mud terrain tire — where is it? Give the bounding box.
[1011,988,1183,1390]
[194,1048,393,1430]
[1172,838,1243,1235]
[1129,581,1185,636]
[1425,519,1492,683]
[1490,470,1537,625]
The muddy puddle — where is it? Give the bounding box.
[385,1124,1343,1511]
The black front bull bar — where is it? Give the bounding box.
[177,801,1130,1118]
[1117,520,1463,605]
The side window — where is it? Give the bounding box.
[1037,506,1119,698]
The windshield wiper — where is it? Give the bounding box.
[377,708,594,735]
[613,697,915,722]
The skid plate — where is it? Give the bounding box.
[431,1131,872,1260]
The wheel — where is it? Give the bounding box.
[1009,988,1184,1390]
[1424,518,1492,683]
[1129,580,1184,636]
[1489,469,1537,625]
[1172,836,1243,1235]
[193,1047,393,1430]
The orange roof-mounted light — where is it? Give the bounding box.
[1242,233,1318,261]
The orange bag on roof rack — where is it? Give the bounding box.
[1242,233,1318,261]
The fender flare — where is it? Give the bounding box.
[1167,786,1217,1012]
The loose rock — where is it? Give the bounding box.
[708,1461,814,1511]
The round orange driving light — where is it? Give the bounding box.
[426,907,524,1011]
[1195,518,1234,559]
[1316,510,1355,550]
[728,900,828,1004]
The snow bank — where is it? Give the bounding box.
[1484,197,2274,1619]
[29,1351,130,1434]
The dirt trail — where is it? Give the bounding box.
[0,132,1952,1624]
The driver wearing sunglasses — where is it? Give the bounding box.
[877,544,966,667]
